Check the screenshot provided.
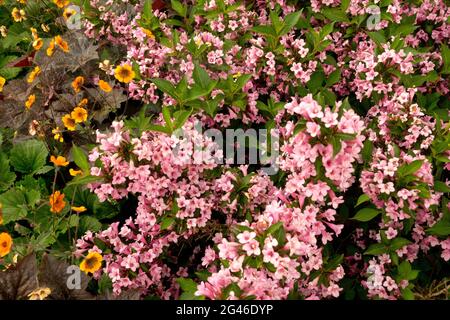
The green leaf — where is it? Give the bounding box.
[0,189,28,224]
[10,140,48,174]
[390,237,412,251]
[434,181,450,193]
[177,278,198,292]
[331,137,342,156]
[0,153,16,192]
[367,31,386,46]
[326,68,341,87]
[34,166,54,175]
[441,44,450,74]
[71,144,90,173]
[341,0,350,10]
[266,221,283,235]
[142,0,154,21]
[280,11,302,35]
[364,243,387,255]
[401,288,415,300]
[351,208,380,222]
[79,216,102,233]
[355,194,370,207]
[397,160,423,177]
[192,64,211,90]
[161,217,175,230]
[173,108,192,130]
[0,67,22,80]
[151,78,178,99]
[307,71,325,94]
[321,8,349,22]
[67,175,102,186]
[171,0,187,17]
[426,220,450,236]
[162,106,173,131]
[251,25,276,37]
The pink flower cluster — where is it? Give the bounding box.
[356,89,450,299]
[75,0,450,300]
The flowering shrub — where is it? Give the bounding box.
[0,0,449,300]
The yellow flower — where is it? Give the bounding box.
[30,27,39,40]
[62,114,76,131]
[72,76,84,93]
[55,35,69,53]
[0,76,5,92]
[114,64,135,83]
[53,0,69,8]
[0,232,12,258]
[72,206,87,213]
[141,28,155,39]
[71,107,88,123]
[33,38,43,51]
[77,98,88,108]
[50,155,69,167]
[25,94,36,109]
[28,288,51,300]
[41,24,50,33]
[47,39,55,56]
[80,252,103,274]
[98,80,112,93]
[0,26,7,38]
[27,66,41,83]
[52,127,64,142]
[69,168,82,176]
[49,191,66,214]
[12,8,26,22]
[63,7,76,20]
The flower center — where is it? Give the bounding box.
[85,257,98,268]
[119,69,131,78]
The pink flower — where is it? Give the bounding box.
[237,231,256,244]
[306,122,321,137]
[242,239,261,256]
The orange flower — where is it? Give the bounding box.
[0,76,5,92]
[47,39,55,56]
[53,0,69,8]
[98,80,112,93]
[25,94,36,109]
[52,127,64,142]
[30,27,39,40]
[0,232,13,258]
[27,66,41,83]
[33,38,43,51]
[49,191,66,214]
[50,155,69,167]
[71,107,88,123]
[77,98,88,108]
[72,206,87,213]
[114,64,135,83]
[69,168,82,176]
[63,7,76,20]
[72,76,84,93]
[62,114,76,131]
[55,35,69,53]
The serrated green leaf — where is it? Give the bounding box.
[10,140,48,175]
